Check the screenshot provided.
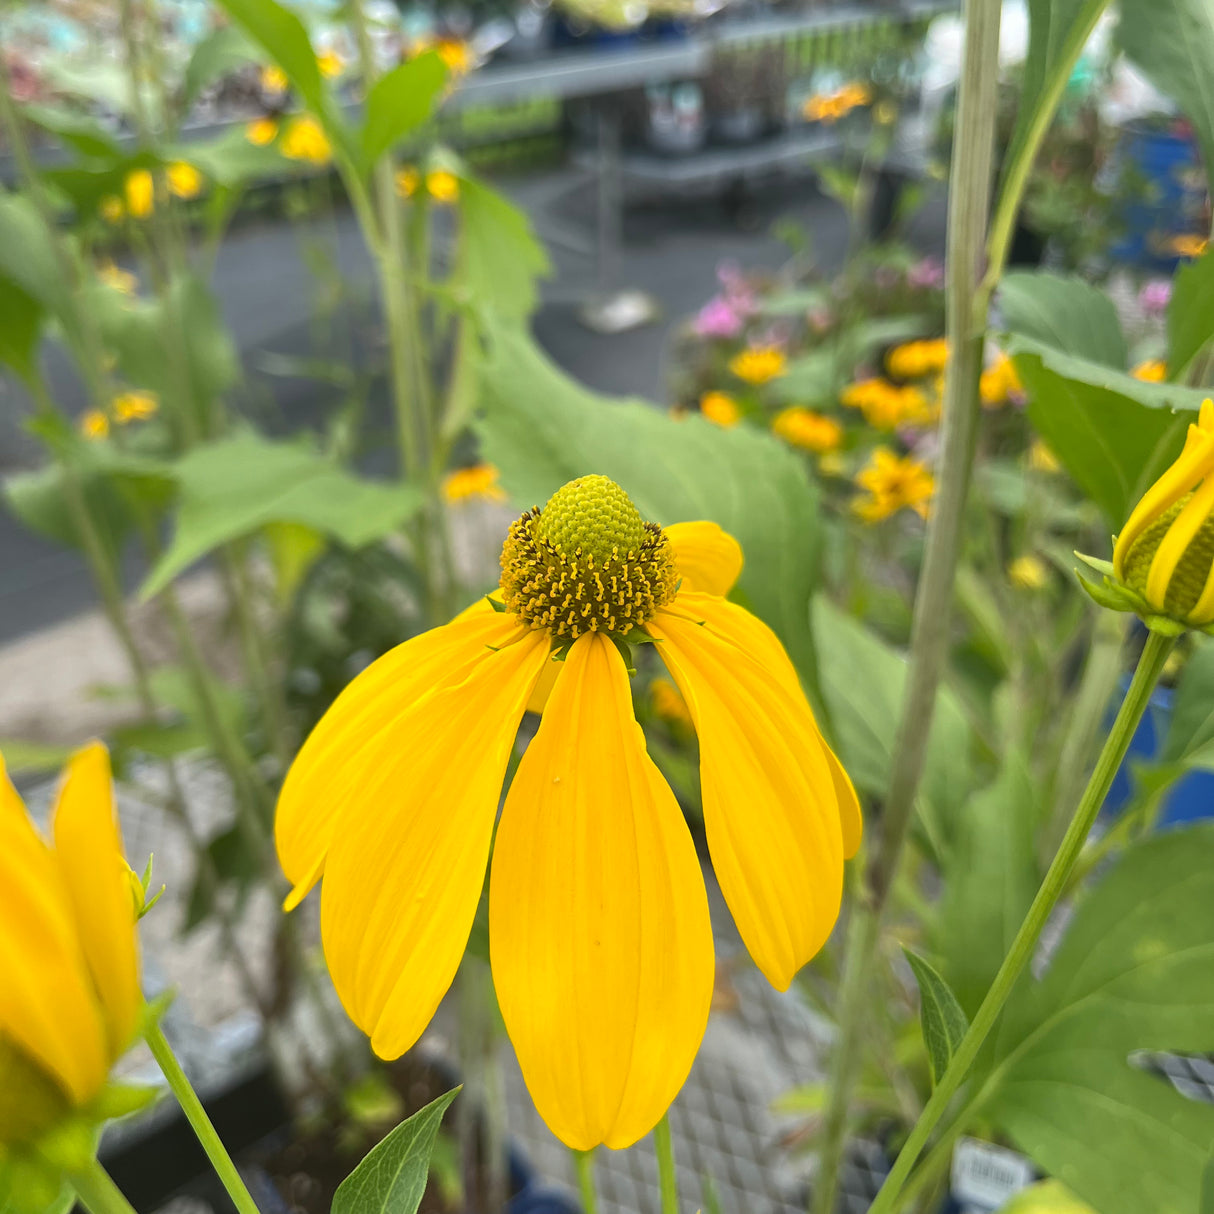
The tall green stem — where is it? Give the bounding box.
[573,1149,599,1214]
[866,629,1174,1214]
[809,5,1002,1212]
[147,1022,262,1214]
[68,1159,139,1214]
[655,1113,680,1214]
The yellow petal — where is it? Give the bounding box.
[664,521,744,596]
[450,594,558,714]
[52,743,141,1060]
[648,605,844,989]
[0,755,107,1105]
[319,619,549,1058]
[664,591,861,858]
[1146,471,1214,610]
[276,613,516,908]
[490,634,713,1150]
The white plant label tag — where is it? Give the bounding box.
[951,1136,1035,1211]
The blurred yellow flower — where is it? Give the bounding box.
[246,117,279,146]
[166,161,202,199]
[276,479,859,1150]
[395,167,419,197]
[650,676,692,728]
[1171,234,1209,259]
[700,391,741,427]
[113,391,159,424]
[803,82,871,123]
[818,451,847,477]
[886,337,949,381]
[281,114,332,165]
[411,35,474,76]
[1028,438,1060,472]
[1132,358,1167,383]
[124,169,154,219]
[80,410,110,440]
[1008,554,1048,590]
[99,195,125,224]
[874,99,897,125]
[97,261,137,295]
[979,351,1022,407]
[426,169,460,204]
[852,446,934,522]
[0,744,141,1142]
[317,49,344,79]
[840,378,934,429]
[442,463,507,503]
[729,346,786,385]
[772,406,843,452]
[261,64,288,92]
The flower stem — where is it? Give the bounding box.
[146,1021,262,1214]
[68,1159,139,1214]
[866,628,1175,1214]
[573,1148,599,1214]
[655,1112,680,1214]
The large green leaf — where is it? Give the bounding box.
[173,125,284,188]
[936,754,1039,1017]
[476,327,824,685]
[141,432,421,597]
[361,53,448,164]
[985,825,1214,1214]
[0,195,72,322]
[1169,247,1214,378]
[1117,0,1214,194]
[0,276,44,385]
[999,272,1127,366]
[1011,341,1205,528]
[811,599,975,854]
[456,179,550,321]
[332,1089,460,1214]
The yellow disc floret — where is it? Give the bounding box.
[500,475,677,639]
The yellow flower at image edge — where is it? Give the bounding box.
[276,475,861,1150]
[852,446,935,522]
[728,346,786,385]
[1094,399,1214,631]
[0,745,140,1145]
[442,463,506,503]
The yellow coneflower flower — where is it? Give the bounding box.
[1132,358,1167,383]
[99,195,125,224]
[1099,399,1214,629]
[729,346,786,385]
[276,476,860,1150]
[979,351,1022,407]
[1008,554,1048,590]
[886,337,949,381]
[246,117,279,147]
[97,261,137,296]
[442,463,507,503]
[1171,234,1209,259]
[1028,438,1060,472]
[425,169,460,204]
[80,410,110,440]
[166,161,202,200]
[772,406,843,453]
[260,64,288,93]
[317,49,344,79]
[0,745,141,1144]
[281,114,332,165]
[650,675,692,728]
[113,390,159,424]
[124,169,154,219]
[852,446,934,522]
[700,390,741,427]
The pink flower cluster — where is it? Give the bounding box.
[693,263,758,339]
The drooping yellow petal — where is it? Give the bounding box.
[0,756,107,1106]
[319,619,549,1059]
[490,634,714,1150]
[664,521,743,596]
[52,743,141,1060]
[1145,471,1214,611]
[648,606,844,990]
[276,613,520,908]
[665,591,861,858]
[451,594,558,714]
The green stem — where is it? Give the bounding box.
[146,1022,262,1214]
[655,1112,680,1214]
[574,1149,599,1214]
[67,1159,138,1214]
[867,629,1174,1214]
[810,2,1003,1210]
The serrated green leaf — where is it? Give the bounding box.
[903,947,970,1085]
[361,53,448,164]
[985,825,1214,1214]
[1116,0,1214,195]
[332,1088,460,1214]
[141,432,421,597]
[1168,248,1214,378]
[999,271,1128,367]
[476,326,824,690]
